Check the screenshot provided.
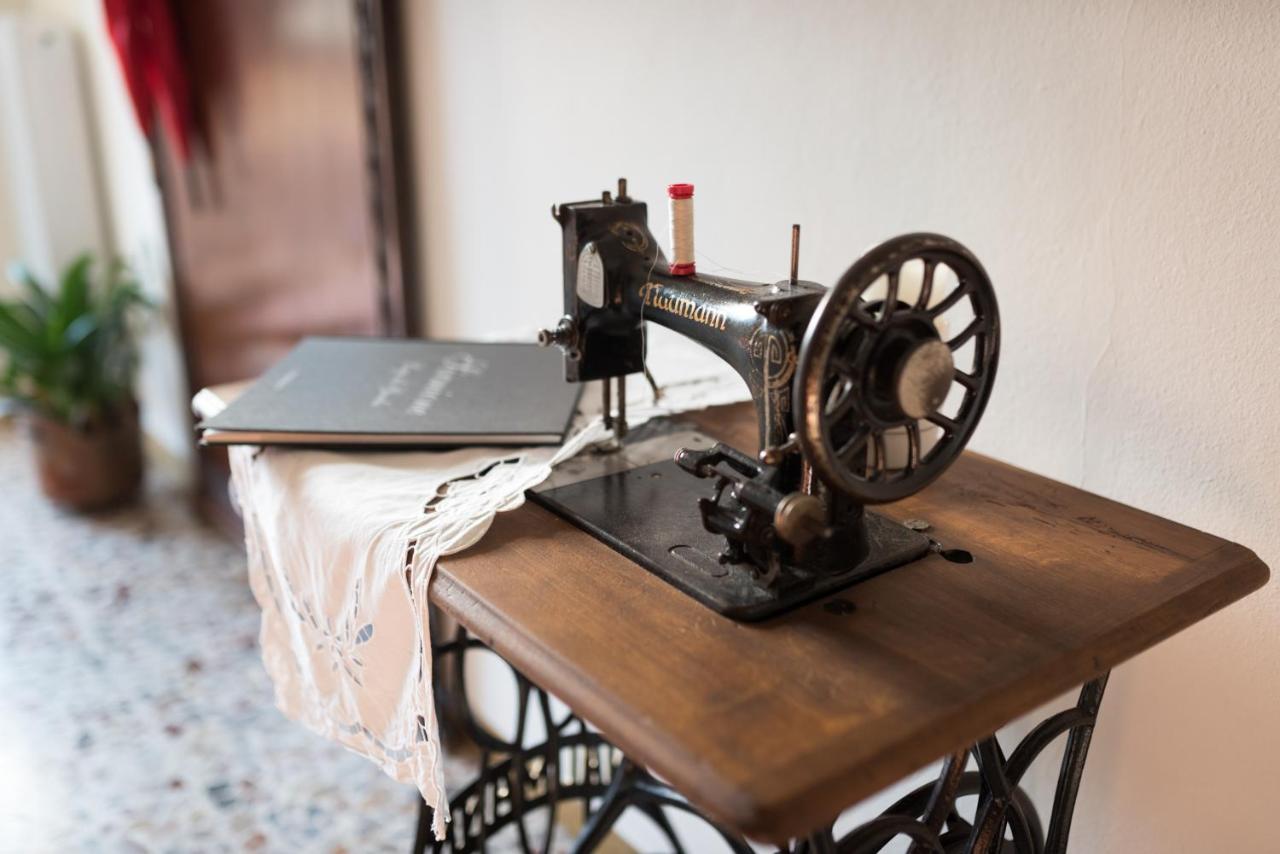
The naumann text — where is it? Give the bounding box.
[638,281,730,331]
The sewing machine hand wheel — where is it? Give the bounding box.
[795,234,1000,504]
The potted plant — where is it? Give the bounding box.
[0,254,151,510]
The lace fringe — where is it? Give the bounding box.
[230,361,750,842]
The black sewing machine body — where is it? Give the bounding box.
[532,183,1000,620]
[546,192,821,450]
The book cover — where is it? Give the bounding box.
[198,337,581,446]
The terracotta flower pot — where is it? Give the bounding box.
[27,401,144,511]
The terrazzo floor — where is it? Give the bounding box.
[0,422,457,853]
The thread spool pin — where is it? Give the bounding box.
[788,224,800,289]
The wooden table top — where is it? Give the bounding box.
[431,402,1268,843]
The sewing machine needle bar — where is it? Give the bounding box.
[615,375,627,440]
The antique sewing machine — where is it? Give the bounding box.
[533,179,1000,620]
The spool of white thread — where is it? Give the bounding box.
[667,183,695,276]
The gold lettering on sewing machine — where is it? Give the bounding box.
[638,281,729,331]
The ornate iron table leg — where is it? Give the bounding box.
[419,626,1109,854]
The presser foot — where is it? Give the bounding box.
[528,426,931,621]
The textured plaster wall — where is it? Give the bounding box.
[404,1,1280,850]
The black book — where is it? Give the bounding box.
[197,337,581,447]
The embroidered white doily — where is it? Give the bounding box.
[227,331,749,840]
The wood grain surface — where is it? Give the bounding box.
[431,403,1268,843]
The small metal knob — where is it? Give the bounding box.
[537,315,580,360]
[773,492,827,549]
[758,433,799,466]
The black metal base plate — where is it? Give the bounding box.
[528,457,931,622]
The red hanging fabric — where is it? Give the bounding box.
[103,0,193,161]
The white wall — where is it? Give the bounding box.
[0,12,110,285]
[0,137,18,295]
[0,0,26,285]
[0,0,190,464]
[404,1,1280,851]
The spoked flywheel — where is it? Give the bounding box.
[794,233,1000,504]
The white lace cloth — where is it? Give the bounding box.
[226,332,748,840]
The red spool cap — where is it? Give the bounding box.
[669,262,696,276]
[667,183,694,199]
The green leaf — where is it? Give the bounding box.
[63,313,98,350]
[56,253,93,329]
[7,262,54,321]
[0,303,44,356]
[0,253,151,423]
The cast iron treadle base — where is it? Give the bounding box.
[527,458,931,621]
[423,624,1111,854]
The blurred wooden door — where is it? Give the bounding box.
[155,0,416,531]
